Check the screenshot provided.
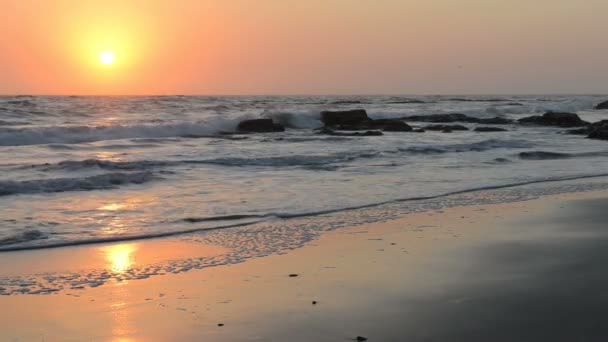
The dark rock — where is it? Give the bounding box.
[477,117,513,125]
[217,323,224,327]
[356,336,368,342]
[399,113,512,125]
[401,113,475,123]
[312,301,317,305]
[315,127,383,136]
[595,101,608,110]
[588,120,608,140]
[370,119,413,132]
[565,128,590,135]
[320,110,412,132]
[474,126,508,132]
[518,112,589,128]
[423,124,469,131]
[236,119,285,133]
[321,109,371,127]
[288,274,299,277]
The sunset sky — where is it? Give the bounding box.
[1,0,607,95]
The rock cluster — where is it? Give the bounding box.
[518,112,588,128]
[233,108,608,142]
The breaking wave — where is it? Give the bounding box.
[0,119,241,146]
[0,172,154,196]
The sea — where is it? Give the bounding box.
[1,95,608,251]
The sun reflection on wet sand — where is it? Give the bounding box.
[102,244,137,274]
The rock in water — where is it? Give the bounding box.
[518,112,589,127]
[321,109,371,127]
[588,120,608,140]
[477,117,513,125]
[565,128,590,135]
[474,126,508,132]
[400,113,475,123]
[399,113,512,125]
[370,119,413,132]
[356,336,368,341]
[423,124,469,131]
[315,127,383,136]
[319,110,411,132]
[595,101,608,110]
[236,119,285,133]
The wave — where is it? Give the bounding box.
[519,151,608,160]
[0,120,30,126]
[0,172,154,196]
[4,173,608,251]
[399,139,533,154]
[0,119,241,146]
[23,151,379,173]
[184,152,379,168]
[446,97,512,102]
[26,139,534,174]
[36,159,171,172]
[262,110,323,129]
[485,97,597,116]
[0,230,48,246]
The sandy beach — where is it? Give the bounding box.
[2,189,608,341]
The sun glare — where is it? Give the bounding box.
[99,51,115,65]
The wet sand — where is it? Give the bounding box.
[1,190,608,341]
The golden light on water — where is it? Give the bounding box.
[102,244,137,274]
[100,203,127,211]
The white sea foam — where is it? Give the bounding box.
[0,119,240,146]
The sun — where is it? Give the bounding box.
[99,51,115,65]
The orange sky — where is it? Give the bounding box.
[1,0,607,95]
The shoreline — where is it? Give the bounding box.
[4,173,608,255]
[2,188,608,340]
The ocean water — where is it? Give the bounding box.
[1,95,608,253]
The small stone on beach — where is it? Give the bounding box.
[289,274,299,277]
[356,336,368,341]
[312,301,317,305]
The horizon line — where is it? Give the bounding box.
[1,93,607,97]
